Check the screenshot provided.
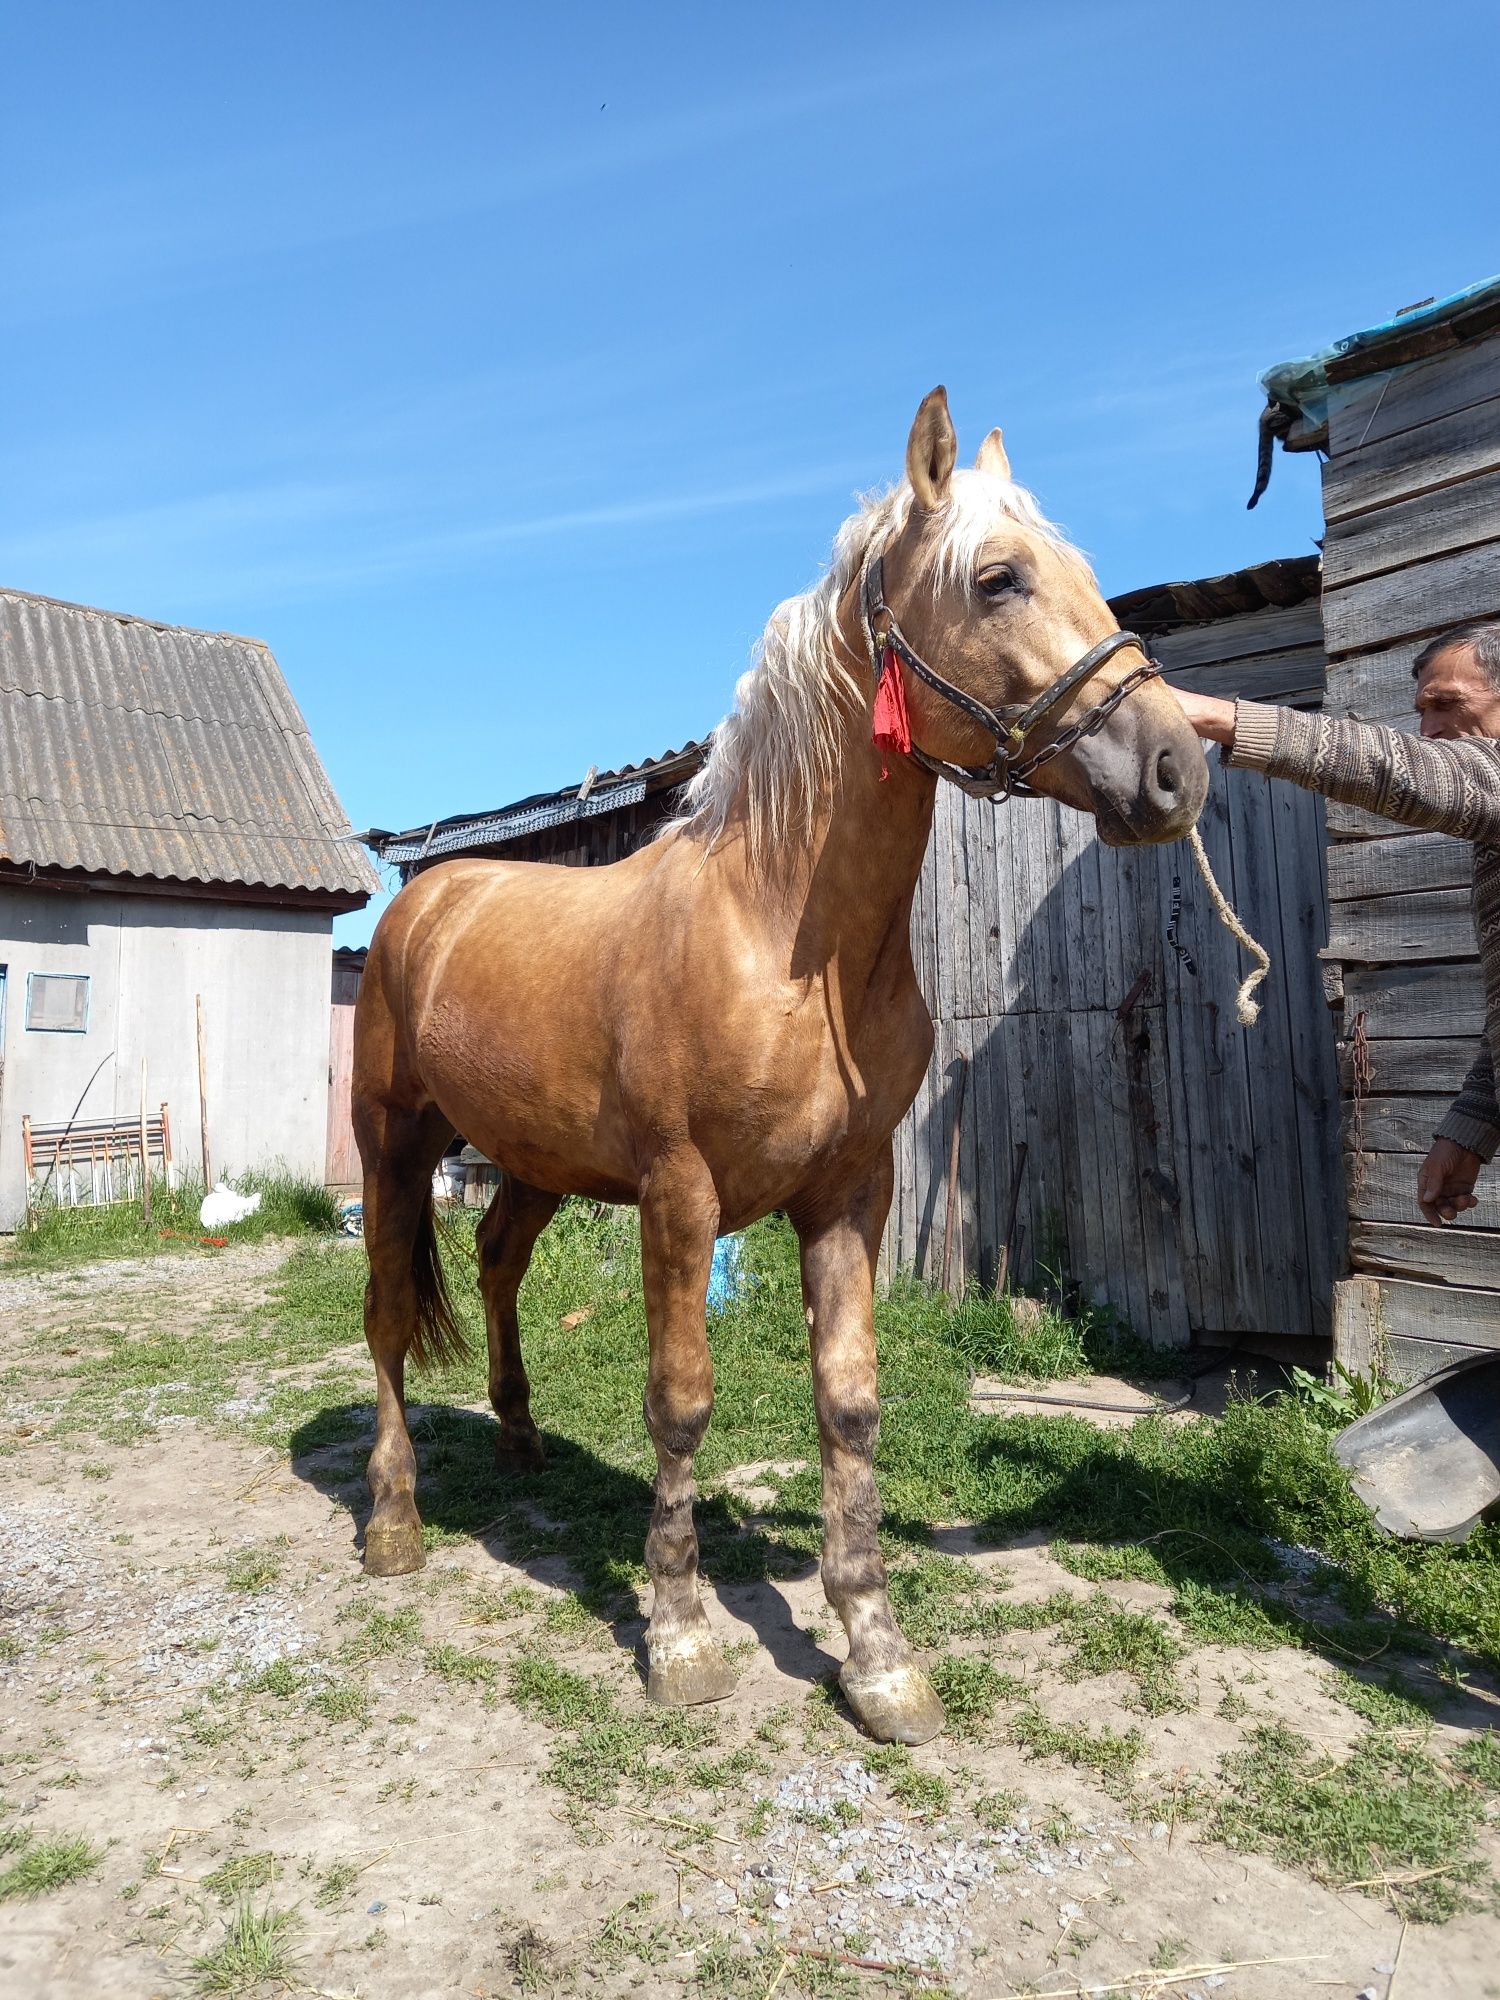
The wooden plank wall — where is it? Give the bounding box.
[885,599,1343,1348]
[1321,328,1500,1380]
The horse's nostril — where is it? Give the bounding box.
[1155,748,1180,797]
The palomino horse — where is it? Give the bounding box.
[352,389,1207,1744]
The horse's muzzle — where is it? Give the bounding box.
[1080,720,1209,846]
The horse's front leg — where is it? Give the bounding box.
[794,1154,946,1745]
[638,1153,739,1708]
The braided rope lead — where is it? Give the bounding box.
[1186,824,1271,1027]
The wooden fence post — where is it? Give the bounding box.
[139,1056,152,1227]
[196,994,212,1188]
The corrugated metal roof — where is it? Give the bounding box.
[0,587,380,901]
[370,739,705,865]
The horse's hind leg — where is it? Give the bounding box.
[477,1175,560,1470]
[794,1154,945,1745]
[359,1102,455,1578]
[638,1153,738,1708]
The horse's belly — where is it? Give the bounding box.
[414,999,636,1201]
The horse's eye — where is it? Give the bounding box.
[978,565,1021,600]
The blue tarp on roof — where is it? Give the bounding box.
[1260,274,1500,429]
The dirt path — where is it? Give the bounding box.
[1,1249,1496,1998]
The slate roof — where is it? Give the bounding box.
[0,587,380,904]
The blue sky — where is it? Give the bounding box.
[6,1,1498,944]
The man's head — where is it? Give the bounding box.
[1413,620,1500,739]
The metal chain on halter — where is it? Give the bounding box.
[1001,655,1165,788]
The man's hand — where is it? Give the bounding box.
[1417,1137,1483,1223]
[1169,688,1237,745]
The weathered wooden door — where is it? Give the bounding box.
[325,953,363,1189]
[886,591,1345,1349]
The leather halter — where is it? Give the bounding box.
[860,554,1162,800]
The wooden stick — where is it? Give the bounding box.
[615,1805,737,1847]
[195,994,212,1187]
[779,1943,908,1975]
[1013,1953,1330,2000]
[1341,1862,1457,1891]
[940,1054,968,1293]
[996,1140,1028,1294]
[1388,1917,1408,1997]
[664,1845,737,1894]
[762,1953,794,2000]
[139,1057,152,1227]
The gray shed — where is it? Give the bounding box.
[0,587,379,1226]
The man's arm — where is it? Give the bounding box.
[1419,1040,1500,1223]
[1173,691,1500,843]
[1175,691,1500,1223]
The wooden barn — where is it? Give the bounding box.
[893,560,1340,1350]
[1256,276,1500,1382]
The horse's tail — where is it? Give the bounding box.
[409,1189,467,1374]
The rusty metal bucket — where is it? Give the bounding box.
[1332,1353,1500,1542]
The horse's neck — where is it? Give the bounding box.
[788,685,937,999]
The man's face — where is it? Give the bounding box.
[1415,645,1500,740]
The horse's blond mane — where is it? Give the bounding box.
[667,469,1077,869]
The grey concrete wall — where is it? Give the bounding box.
[0,887,333,1228]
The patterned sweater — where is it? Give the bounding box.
[1226,700,1500,1162]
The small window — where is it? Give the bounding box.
[26,971,90,1033]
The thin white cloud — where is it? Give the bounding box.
[1,458,870,614]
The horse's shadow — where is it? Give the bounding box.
[287,1401,837,1690]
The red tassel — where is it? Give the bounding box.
[872,648,913,778]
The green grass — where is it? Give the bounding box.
[309,1677,372,1726]
[314,1858,361,1908]
[1455,1730,1500,1791]
[863,1743,951,1812]
[934,1279,1170,1382]
[191,1897,303,1994]
[0,1833,102,1900]
[8,1171,339,1271]
[1009,1705,1144,1787]
[1207,1723,1495,1921]
[202,1851,276,1903]
[927,1654,1025,1738]
[1056,1593,1188,1716]
[223,1541,287,1593]
[257,1207,1500,1678]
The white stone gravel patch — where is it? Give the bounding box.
[719,1757,1130,1971]
[0,1497,312,1699]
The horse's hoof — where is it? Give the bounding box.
[363,1519,426,1577]
[840,1661,945,1745]
[646,1639,739,1708]
[495,1426,547,1472]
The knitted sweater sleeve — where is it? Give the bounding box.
[1437,1040,1500,1163]
[1227,702,1500,1163]
[1225,702,1500,841]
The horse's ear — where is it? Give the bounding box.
[906,387,957,510]
[975,427,1011,479]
